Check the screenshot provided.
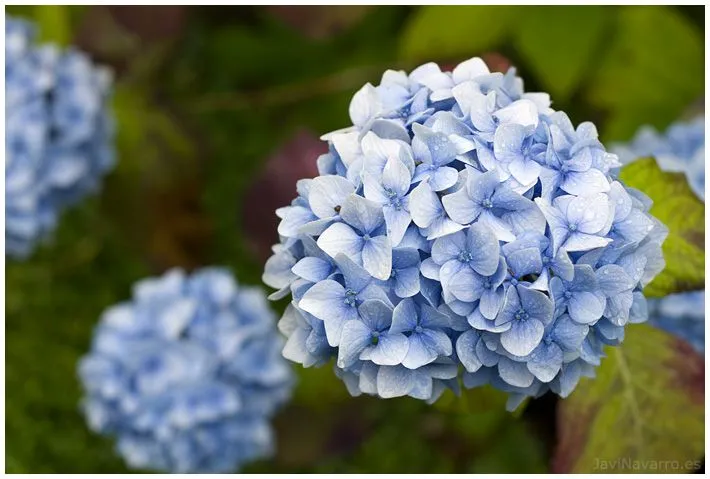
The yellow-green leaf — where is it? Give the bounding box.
[619,157,704,297]
[553,324,704,473]
[34,5,71,46]
[399,6,517,62]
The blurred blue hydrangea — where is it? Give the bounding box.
[613,116,705,354]
[648,291,704,354]
[5,17,115,259]
[613,116,705,200]
[78,268,294,473]
[264,57,666,411]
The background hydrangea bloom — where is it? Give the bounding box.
[613,116,704,200]
[5,17,115,258]
[264,56,666,410]
[78,268,293,473]
[612,116,705,354]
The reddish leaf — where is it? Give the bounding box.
[265,6,373,40]
[553,324,704,473]
[242,129,324,261]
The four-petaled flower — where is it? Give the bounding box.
[494,285,554,356]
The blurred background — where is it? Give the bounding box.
[5,5,705,473]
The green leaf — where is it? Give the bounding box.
[619,158,704,297]
[588,6,704,141]
[399,6,517,62]
[513,6,608,101]
[553,324,704,473]
[34,5,72,46]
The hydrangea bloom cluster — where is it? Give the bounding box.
[78,268,293,473]
[264,57,666,410]
[6,17,115,258]
[613,116,705,354]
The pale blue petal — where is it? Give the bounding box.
[427,166,459,192]
[506,247,542,278]
[500,318,544,356]
[376,365,414,398]
[317,222,363,262]
[527,342,562,382]
[497,357,535,387]
[420,257,441,280]
[494,99,538,130]
[308,175,355,219]
[519,286,554,325]
[442,187,480,226]
[465,223,500,276]
[367,332,409,366]
[381,156,412,197]
[596,264,634,296]
[423,216,464,240]
[393,266,420,298]
[357,299,393,332]
[402,332,439,369]
[340,194,385,234]
[277,205,317,237]
[493,123,525,163]
[383,207,411,247]
[409,181,442,229]
[479,287,505,320]
[291,257,332,283]
[551,315,589,351]
[362,235,392,280]
[448,267,485,303]
[337,320,374,368]
[431,230,467,265]
[563,232,611,252]
[560,168,610,196]
[420,304,451,329]
[390,298,418,334]
[456,329,483,372]
[565,194,610,234]
[568,291,605,324]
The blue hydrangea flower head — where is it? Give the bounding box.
[6,16,115,259]
[265,57,666,410]
[78,268,294,473]
[613,116,705,354]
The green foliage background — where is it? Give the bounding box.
[5,5,705,473]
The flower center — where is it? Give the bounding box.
[363,233,371,241]
[514,308,529,321]
[390,269,397,279]
[482,199,493,209]
[457,251,473,263]
[564,291,572,299]
[568,224,578,232]
[384,187,404,210]
[414,325,423,334]
[344,289,358,307]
